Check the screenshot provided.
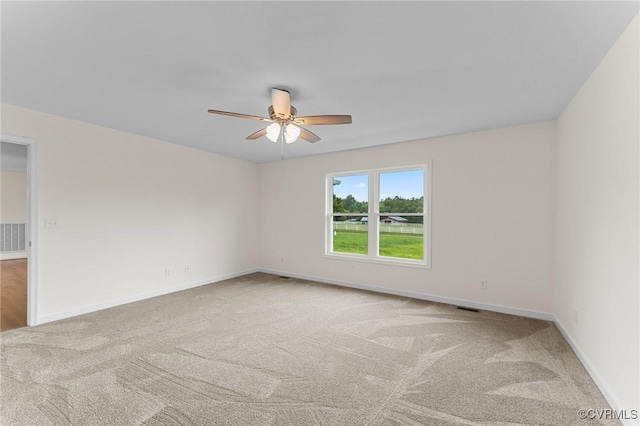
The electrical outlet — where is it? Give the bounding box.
[280,257,284,263]
[165,268,171,277]
[480,280,488,290]
[184,265,191,273]
[44,218,59,229]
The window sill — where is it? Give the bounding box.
[323,253,431,269]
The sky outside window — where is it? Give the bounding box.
[333,174,368,202]
[379,169,423,202]
[333,170,423,202]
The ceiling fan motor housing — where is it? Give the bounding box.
[268,105,297,124]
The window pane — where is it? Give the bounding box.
[379,215,423,260]
[379,169,424,260]
[379,169,424,213]
[332,174,368,214]
[333,216,368,254]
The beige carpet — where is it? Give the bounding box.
[1,273,616,425]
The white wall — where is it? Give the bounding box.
[2,16,636,412]
[258,122,556,315]
[555,15,639,415]
[1,104,259,322]
[1,171,28,223]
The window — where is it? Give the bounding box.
[331,174,369,255]
[327,164,431,267]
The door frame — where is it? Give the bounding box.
[1,133,38,326]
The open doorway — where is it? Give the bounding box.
[1,142,28,330]
[1,135,37,330]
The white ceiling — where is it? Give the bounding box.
[2,2,638,163]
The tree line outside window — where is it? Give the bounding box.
[327,166,429,264]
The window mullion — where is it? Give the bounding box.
[369,171,379,258]
[327,175,333,254]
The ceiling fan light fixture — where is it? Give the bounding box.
[266,122,281,142]
[284,124,300,144]
[208,87,352,147]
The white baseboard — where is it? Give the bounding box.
[35,268,554,326]
[35,268,259,325]
[1,252,27,260]
[553,317,637,426]
[259,268,555,321]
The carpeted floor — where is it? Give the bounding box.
[1,273,616,425]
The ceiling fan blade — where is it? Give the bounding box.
[271,88,291,116]
[246,128,267,140]
[298,126,321,143]
[294,115,352,126]
[208,109,272,123]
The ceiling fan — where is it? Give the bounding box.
[208,88,352,144]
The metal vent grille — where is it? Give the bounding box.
[1,223,26,252]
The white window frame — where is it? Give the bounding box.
[325,163,432,269]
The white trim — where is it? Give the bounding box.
[326,163,432,268]
[36,269,259,325]
[553,317,636,426]
[1,133,38,326]
[322,253,431,269]
[1,252,28,260]
[259,268,554,321]
[424,160,433,268]
[370,168,379,257]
